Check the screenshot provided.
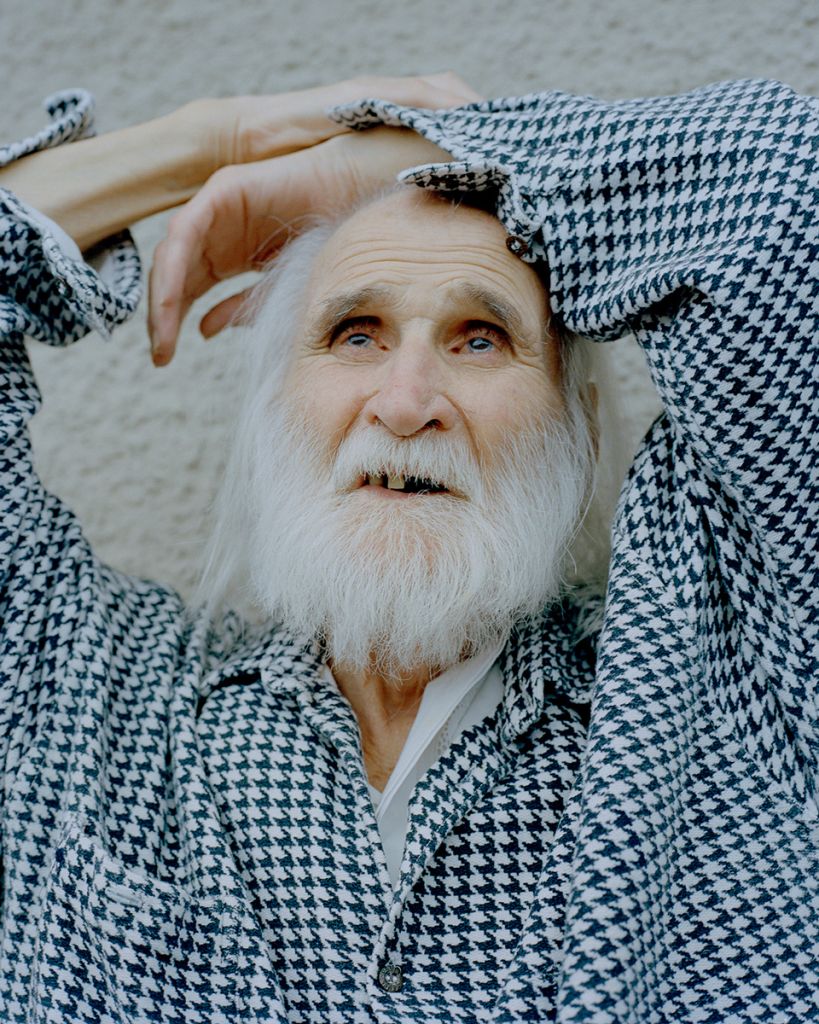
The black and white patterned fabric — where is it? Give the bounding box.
[0,81,817,1023]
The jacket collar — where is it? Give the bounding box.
[499,595,598,745]
[197,593,599,739]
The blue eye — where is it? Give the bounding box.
[344,332,374,348]
[466,336,496,353]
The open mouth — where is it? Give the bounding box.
[363,473,450,495]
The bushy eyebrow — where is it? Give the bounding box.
[307,286,393,342]
[454,283,528,341]
[304,281,535,346]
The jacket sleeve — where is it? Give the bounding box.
[332,78,819,656]
[0,92,142,788]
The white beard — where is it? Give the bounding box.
[244,398,593,681]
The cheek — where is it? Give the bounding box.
[287,361,366,443]
[458,372,563,443]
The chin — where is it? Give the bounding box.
[341,493,461,562]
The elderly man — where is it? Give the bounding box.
[0,74,817,1024]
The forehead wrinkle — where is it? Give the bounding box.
[306,223,549,350]
[307,277,542,340]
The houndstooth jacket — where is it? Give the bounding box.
[0,81,817,1023]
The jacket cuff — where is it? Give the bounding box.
[0,90,142,343]
[326,95,576,267]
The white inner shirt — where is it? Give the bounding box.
[326,642,505,886]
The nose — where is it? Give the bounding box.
[362,339,457,437]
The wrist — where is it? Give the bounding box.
[0,110,217,252]
[164,99,230,185]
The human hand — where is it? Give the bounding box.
[148,75,479,365]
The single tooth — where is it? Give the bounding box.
[387,474,405,490]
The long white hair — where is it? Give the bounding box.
[196,205,629,660]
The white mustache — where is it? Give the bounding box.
[329,428,484,500]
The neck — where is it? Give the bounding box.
[330,659,441,791]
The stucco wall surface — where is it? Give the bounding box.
[2,0,817,600]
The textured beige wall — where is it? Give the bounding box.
[3,0,818,598]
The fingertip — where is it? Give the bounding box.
[149,303,181,361]
[150,341,173,367]
[199,317,216,341]
[200,291,245,340]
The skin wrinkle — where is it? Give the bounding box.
[308,248,547,343]
[305,286,394,348]
[306,281,538,359]
[290,201,562,450]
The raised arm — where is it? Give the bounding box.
[0,75,473,797]
[0,92,148,818]
[328,81,818,629]
[0,71,474,574]
[0,74,475,253]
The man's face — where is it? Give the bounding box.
[242,191,591,679]
[286,191,564,492]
